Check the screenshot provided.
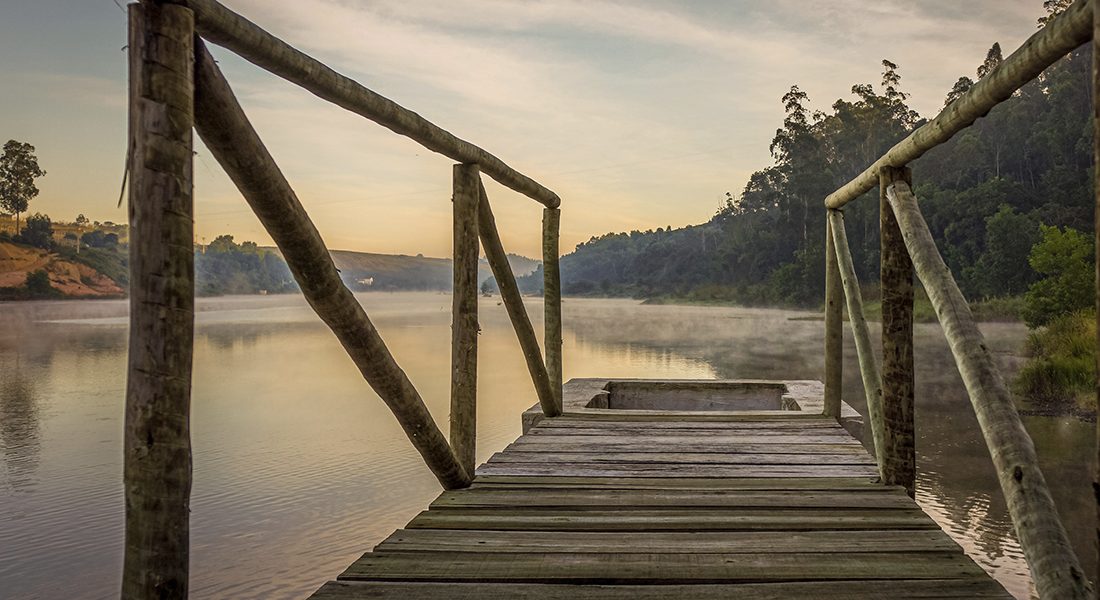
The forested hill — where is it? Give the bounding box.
[550,1,1092,308]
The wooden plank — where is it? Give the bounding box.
[511,434,862,445]
[474,464,880,478]
[486,452,875,466]
[406,508,938,531]
[468,476,889,491]
[504,442,869,455]
[524,427,853,436]
[536,419,843,429]
[558,411,829,422]
[373,528,961,554]
[430,489,914,510]
[312,579,1013,599]
[338,551,985,583]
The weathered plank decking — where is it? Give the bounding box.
[308,380,1011,599]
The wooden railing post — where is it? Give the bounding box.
[477,182,561,417]
[123,3,195,599]
[450,164,480,475]
[192,42,470,490]
[828,210,886,479]
[824,217,843,419]
[879,166,916,498]
[886,180,1090,600]
[1092,1,1100,589]
[543,208,564,413]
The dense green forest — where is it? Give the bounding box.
[547,1,1093,311]
[195,235,297,296]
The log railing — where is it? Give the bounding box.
[124,1,562,597]
[821,1,1096,597]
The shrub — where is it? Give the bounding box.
[1021,225,1094,328]
[1015,310,1096,411]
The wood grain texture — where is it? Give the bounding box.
[450,163,480,475]
[310,406,1009,599]
[179,0,559,207]
[542,207,563,413]
[123,4,194,599]
[824,217,844,418]
[312,580,1012,599]
[879,166,916,497]
[192,42,469,490]
[886,181,1090,599]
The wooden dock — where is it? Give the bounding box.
[308,380,1012,599]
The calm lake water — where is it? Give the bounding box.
[0,293,1094,599]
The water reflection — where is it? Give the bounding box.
[0,294,1093,600]
[0,371,41,492]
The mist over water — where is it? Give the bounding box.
[0,293,1093,599]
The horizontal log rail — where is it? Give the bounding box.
[171,0,560,208]
[824,0,1093,209]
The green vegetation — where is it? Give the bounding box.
[0,139,46,232]
[1021,225,1094,328]
[1015,311,1096,413]
[556,1,1088,315]
[195,235,296,296]
[0,269,62,300]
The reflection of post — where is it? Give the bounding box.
[450,163,480,475]
[543,207,563,413]
[0,375,41,489]
[124,3,195,599]
[879,166,915,497]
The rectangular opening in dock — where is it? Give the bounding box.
[593,381,789,411]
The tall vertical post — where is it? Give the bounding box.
[477,182,560,417]
[823,217,843,418]
[450,164,480,475]
[880,166,916,498]
[829,210,886,479]
[124,3,194,599]
[543,208,564,414]
[1092,2,1100,590]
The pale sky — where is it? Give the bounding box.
[0,1,1047,258]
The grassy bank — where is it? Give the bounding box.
[1015,311,1096,415]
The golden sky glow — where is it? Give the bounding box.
[0,0,1044,258]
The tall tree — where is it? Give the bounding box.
[0,140,46,233]
[944,76,974,107]
[1037,0,1072,26]
[976,43,1003,80]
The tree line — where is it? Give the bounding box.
[550,0,1092,325]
